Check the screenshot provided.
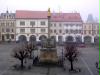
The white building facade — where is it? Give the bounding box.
[0,10,99,44]
[63,22,83,42]
[50,13,83,43]
[15,11,49,42]
[15,10,84,43]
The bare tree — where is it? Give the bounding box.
[12,45,28,68]
[25,42,37,58]
[65,43,79,71]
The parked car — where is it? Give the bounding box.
[78,43,85,48]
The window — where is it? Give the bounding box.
[66,29,68,33]
[11,16,14,18]
[78,25,81,27]
[93,26,96,29]
[72,30,74,33]
[9,15,11,18]
[76,24,79,27]
[7,16,8,19]
[3,15,6,18]
[54,29,56,33]
[89,30,91,34]
[1,23,5,26]
[84,26,86,29]
[6,28,10,32]
[41,29,46,32]
[75,30,78,34]
[97,30,100,34]
[54,24,56,27]
[50,24,52,27]
[79,30,81,33]
[6,34,9,39]
[20,29,25,33]
[30,29,35,33]
[65,24,68,27]
[6,23,9,26]
[2,28,4,32]
[84,30,86,34]
[70,29,74,33]
[50,29,52,33]
[70,24,73,27]
[41,21,45,25]
[92,30,96,34]
[20,21,25,25]
[97,30,99,34]
[97,26,99,29]
[89,26,91,29]
[11,34,14,39]
[11,22,14,27]
[59,23,61,27]
[30,21,35,26]
[12,29,14,32]
[59,30,62,33]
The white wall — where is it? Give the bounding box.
[16,19,48,41]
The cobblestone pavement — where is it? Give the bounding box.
[0,43,99,75]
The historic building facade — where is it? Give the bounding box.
[83,22,99,44]
[50,13,83,43]
[0,11,15,42]
[0,10,99,44]
[82,14,99,44]
[15,10,83,43]
[15,11,49,42]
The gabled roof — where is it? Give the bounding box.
[0,12,15,19]
[51,13,82,22]
[16,10,82,22]
[16,10,48,19]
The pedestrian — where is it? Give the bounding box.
[32,56,34,65]
[95,62,98,69]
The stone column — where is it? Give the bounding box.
[37,36,39,41]
[56,35,58,42]
[73,37,76,42]
[47,8,51,38]
[27,36,29,42]
[62,35,65,42]
[82,35,84,43]
[16,34,18,41]
[91,36,94,43]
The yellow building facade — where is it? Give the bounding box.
[83,23,99,44]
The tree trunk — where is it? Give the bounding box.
[21,59,24,68]
[70,61,74,70]
[30,52,32,58]
[32,52,35,65]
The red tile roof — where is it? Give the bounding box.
[16,10,48,19]
[16,10,82,22]
[51,13,82,22]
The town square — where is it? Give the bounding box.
[0,0,99,75]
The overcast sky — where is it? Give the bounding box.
[0,0,99,22]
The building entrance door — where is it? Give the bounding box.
[2,35,5,41]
